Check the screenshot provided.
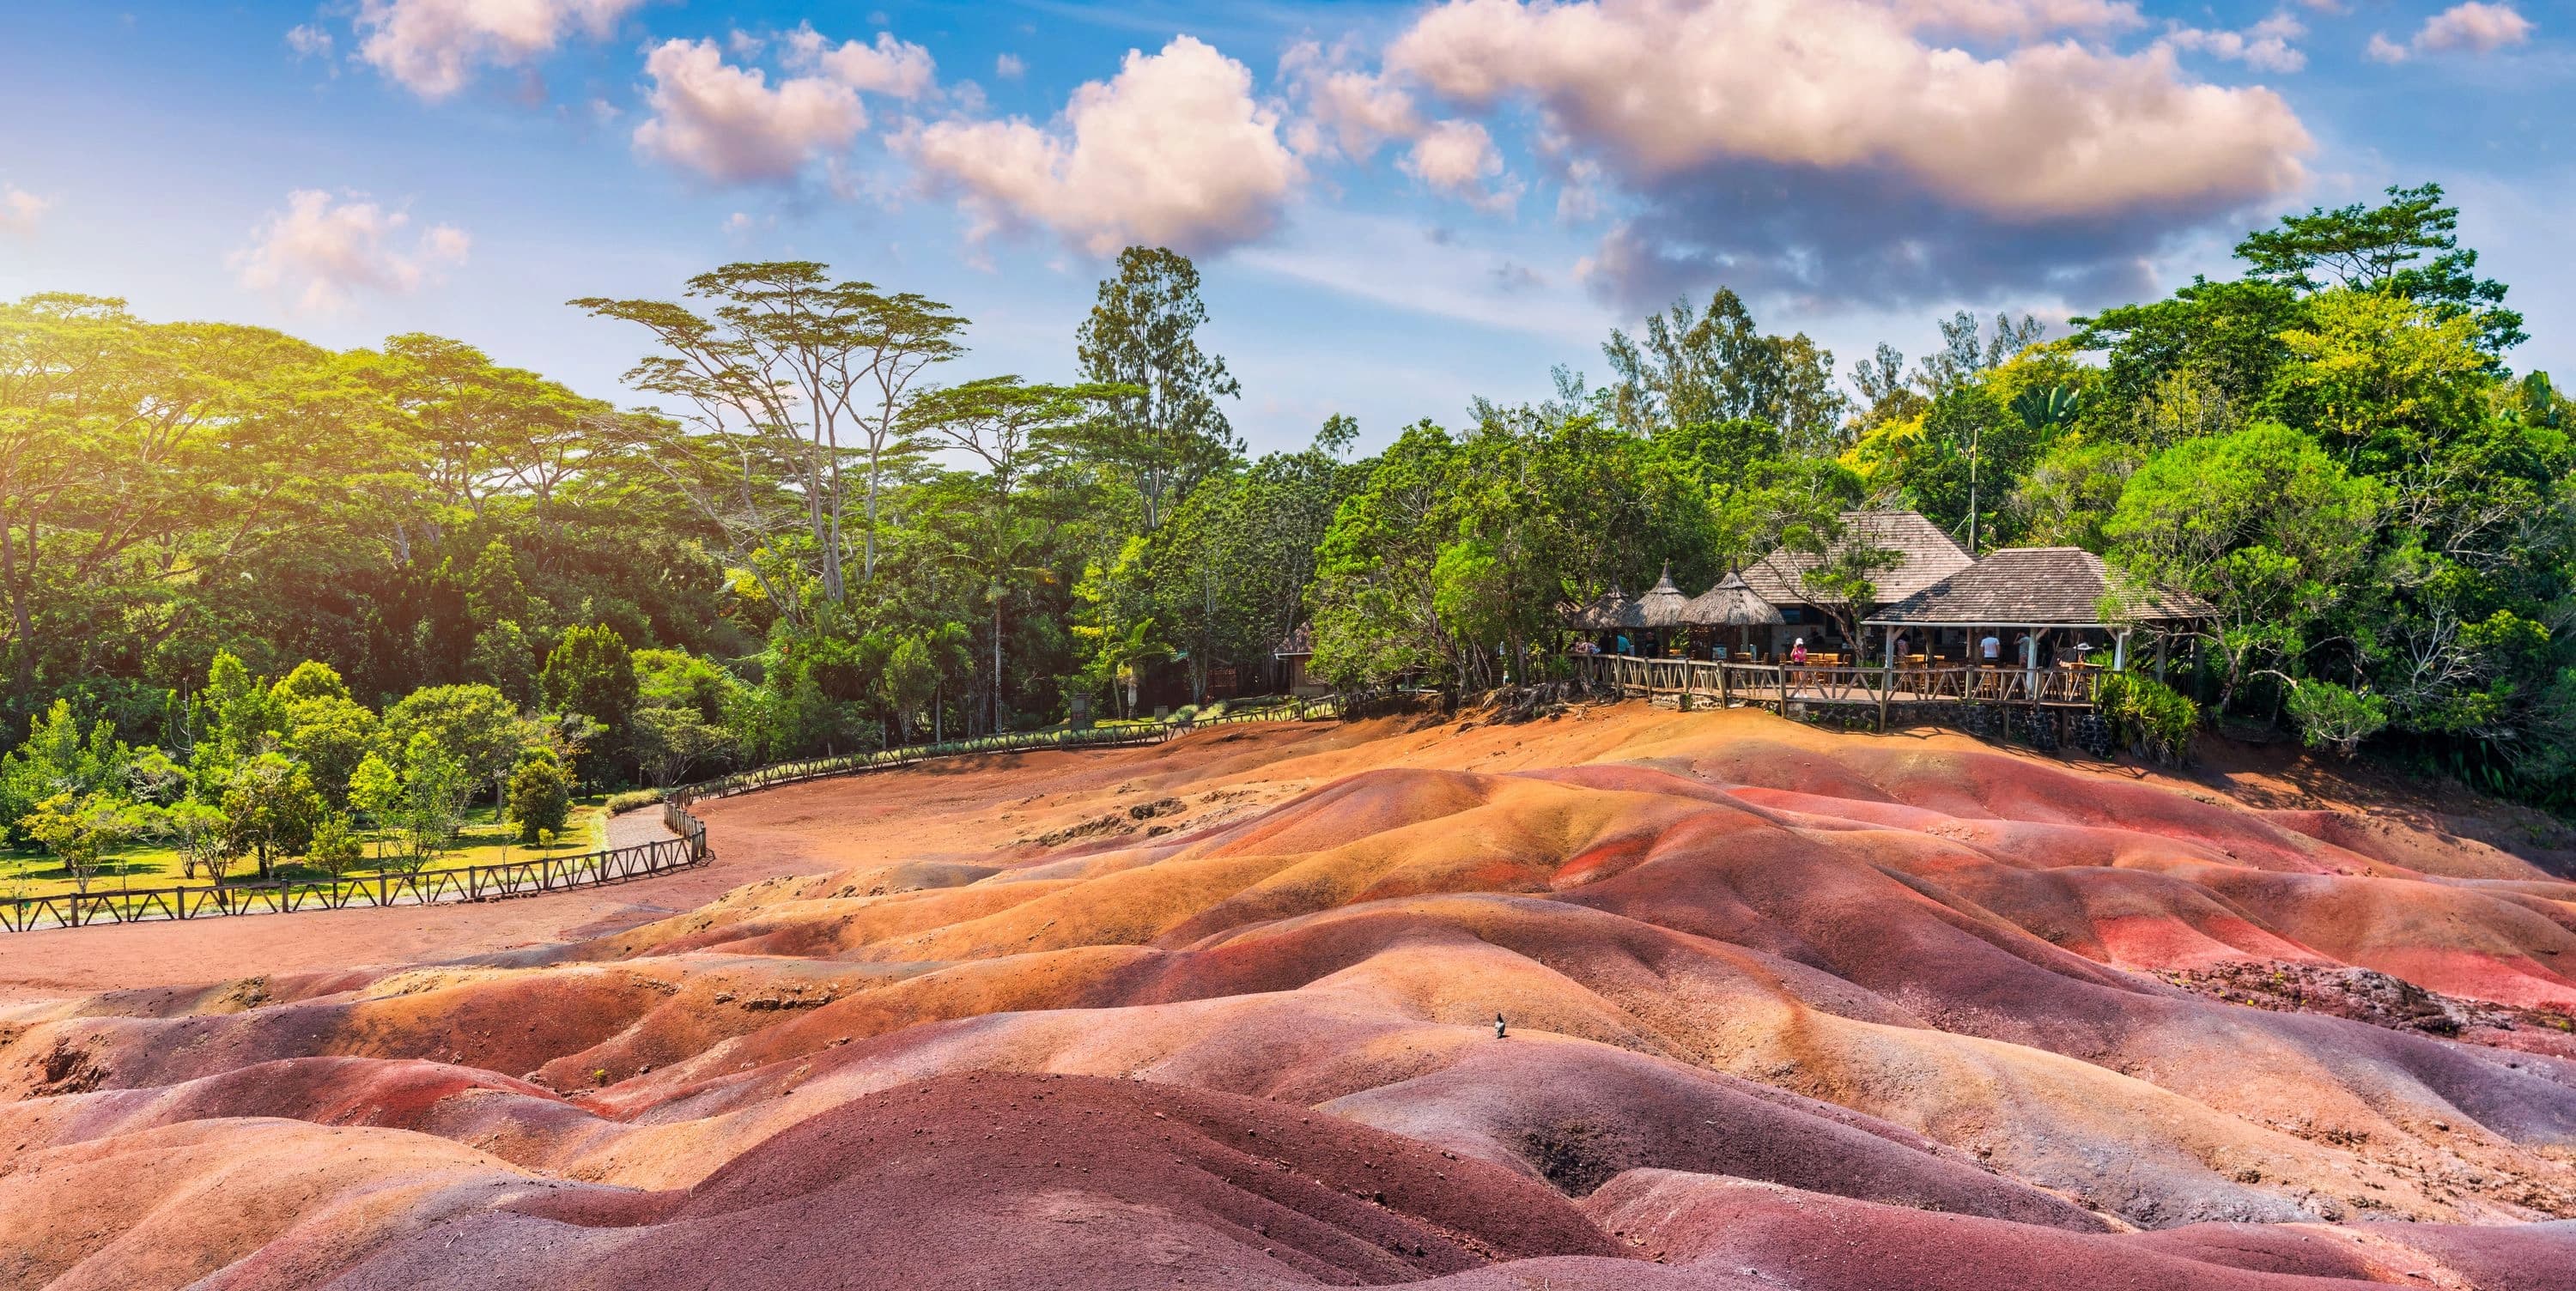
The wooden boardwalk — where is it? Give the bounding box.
[1574,653,2107,733]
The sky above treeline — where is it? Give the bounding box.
[0,0,2566,455]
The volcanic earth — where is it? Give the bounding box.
[5,705,2576,1290]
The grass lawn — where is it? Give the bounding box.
[0,798,611,900]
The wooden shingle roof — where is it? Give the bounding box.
[1865,547,2215,627]
[1738,511,1973,609]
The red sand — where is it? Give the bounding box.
[4,705,2574,1288]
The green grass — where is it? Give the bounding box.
[0,799,611,900]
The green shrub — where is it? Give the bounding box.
[307,812,363,878]
[507,749,573,844]
[2285,680,2386,757]
[605,788,665,814]
[2097,671,2198,765]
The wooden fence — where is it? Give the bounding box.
[1575,653,2110,727]
[0,694,1338,935]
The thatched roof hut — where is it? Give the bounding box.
[1865,547,2213,628]
[1564,582,1629,631]
[1608,566,1694,630]
[1682,572,1786,627]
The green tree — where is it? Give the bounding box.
[468,620,539,708]
[307,812,363,878]
[219,753,323,880]
[396,731,473,875]
[878,634,938,742]
[281,694,382,805]
[22,791,139,894]
[0,700,131,844]
[347,752,401,864]
[506,748,573,844]
[1073,247,1242,530]
[2235,182,2524,355]
[2106,423,2389,710]
[385,683,526,807]
[1604,288,1847,452]
[541,624,640,779]
[465,539,532,627]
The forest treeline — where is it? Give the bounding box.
[3,184,2572,880]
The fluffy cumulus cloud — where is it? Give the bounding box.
[633,28,939,184]
[232,190,470,313]
[2166,11,2307,73]
[2372,3,2534,61]
[908,36,1303,257]
[783,27,938,99]
[352,0,646,99]
[0,186,49,237]
[634,38,868,183]
[1369,0,2312,308]
[1281,41,1517,210]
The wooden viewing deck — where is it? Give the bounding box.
[1573,652,2112,736]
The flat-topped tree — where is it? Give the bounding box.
[572,263,966,619]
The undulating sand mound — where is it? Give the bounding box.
[5,705,2574,1288]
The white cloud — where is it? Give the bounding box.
[1880,0,2144,39]
[286,23,334,60]
[2167,11,2307,74]
[2415,3,2534,54]
[995,53,1025,81]
[783,26,937,99]
[634,38,866,184]
[1280,40,1520,211]
[2369,3,2535,61]
[0,187,50,237]
[353,0,646,100]
[232,190,470,313]
[1386,0,2308,224]
[1401,119,1518,212]
[908,36,1303,257]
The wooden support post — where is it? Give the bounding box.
[1720,663,1731,708]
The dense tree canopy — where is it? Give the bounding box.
[4,182,2574,879]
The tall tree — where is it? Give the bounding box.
[2235,182,2524,355]
[1073,247,1243,531]
[574,264,966,612]
[1603,288,1847,453]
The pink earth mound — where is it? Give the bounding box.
[4,705,2575,1288]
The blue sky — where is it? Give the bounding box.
[0,0,2567,456]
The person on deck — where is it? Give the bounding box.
[1789,638,1808,664]
[1979,632,2001,664]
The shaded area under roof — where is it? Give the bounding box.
[1865,547,2215,627]
[1738,511,1974,608]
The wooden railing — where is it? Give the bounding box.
[0,693,1340,934]
[0,809,712,934]
[1575,654,2109,712]
[671,693,1340,806]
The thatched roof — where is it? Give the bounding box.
[1864,547,2215,627]
[1683,572,1786,627]
[1563,582,1629,631]
[1739,511,1974,609]
[1608,566,1694,630]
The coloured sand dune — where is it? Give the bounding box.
[4,705,2575,1289]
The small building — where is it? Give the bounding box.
[1273,623,1330,697]
[1863,546,2214,671]
[1735,511,1973,659]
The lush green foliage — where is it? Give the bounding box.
[4,183,2573,822]
[2095,673,2201,766]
